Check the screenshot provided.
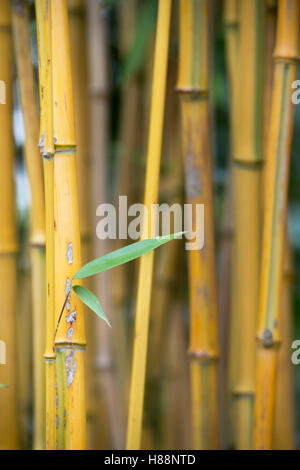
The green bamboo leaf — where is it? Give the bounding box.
[73,232,184,280]
[72,285,111,328]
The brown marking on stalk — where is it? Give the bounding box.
[185,144,202,200]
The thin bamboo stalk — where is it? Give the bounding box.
[221,0,239,449]
[160,301,190,450]
[231,0,264,450]
[12,0,46,450]
[261,0,296,450]
[126,0,171,450]
[273,238,296,449]
[177,0,219,450]
[0,0,19,450]
[111,0,139,407]
[145,45,185,448]
[253,0,300,449]
[35,0,56,450]
[52,0,86,450]
[16,247,32,449]
[87,0,126,449]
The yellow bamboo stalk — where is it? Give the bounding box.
[52,0,86,450]
[273,239,295,449]
[0,0,19,450]
[231,0,264,450]
[177,0,219,450]
[253,0,300,449]
[126,0,171,450]
[35,0,56,450]
[145,46,184,448]
[12,0,46,450]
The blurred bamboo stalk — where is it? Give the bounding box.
[12,0,46,450]
[145,44,185,448]
[160,301,190,450]
[221,0,239,449]
[52,0,86,449]
[16,248,32,448]
[231,0,264,450]
[254,0,300,449]
[177,0,219,450]
[35,0,56,450]
[87,0,126,449]
[126,0,171,450]
[109,0,140,416]
[0,0,19,450]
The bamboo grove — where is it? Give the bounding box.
[0,0,299,451]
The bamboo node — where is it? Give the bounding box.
[176,88,209,100]
[188,349,219,362]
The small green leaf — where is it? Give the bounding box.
[73,232,184,280]
[72,285,111,328]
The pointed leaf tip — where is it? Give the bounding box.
[72,285,111,327]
